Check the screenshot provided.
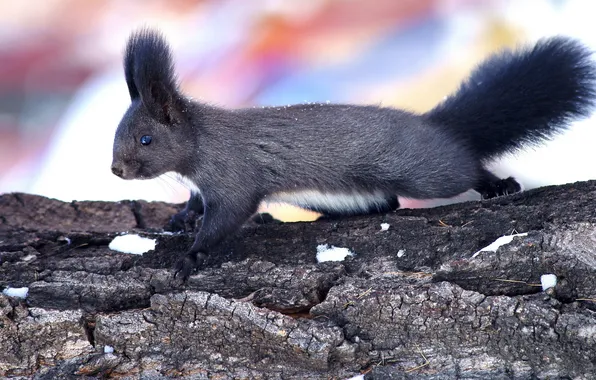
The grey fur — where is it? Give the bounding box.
[111,28,596,279]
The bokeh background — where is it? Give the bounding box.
[1,0,596,221]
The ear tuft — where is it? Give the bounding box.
[123,28,180,123]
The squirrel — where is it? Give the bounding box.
[111,28,596,280]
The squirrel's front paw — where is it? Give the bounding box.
[174,251,207,281]
[166,210,202,232]
[167,211,187,232]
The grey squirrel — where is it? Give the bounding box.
[111,28,596,280]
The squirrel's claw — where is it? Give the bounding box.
[480,177,522,199]
[174,251,207,282]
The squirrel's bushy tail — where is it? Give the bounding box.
[425,36,596,161]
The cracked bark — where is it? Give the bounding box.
[1,181,596,379]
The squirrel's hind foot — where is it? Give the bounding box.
[476,173,522,199]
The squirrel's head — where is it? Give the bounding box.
[111,29,195,180]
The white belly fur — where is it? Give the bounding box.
[268,190,389,213]
[171,173,388,213]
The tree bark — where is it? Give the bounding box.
[1,182,595,379]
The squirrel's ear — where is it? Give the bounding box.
[143,81,178,124]
[124,49,140,101]
[124,28,181,123]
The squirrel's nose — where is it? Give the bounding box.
[111,165,124,177]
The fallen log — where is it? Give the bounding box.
[1,181,595,378]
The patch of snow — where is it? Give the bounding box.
[577,325,596,339]
[541,274,557,291]
[380,223,390,231]
[316,244,354,262]
[397,249,405,258]
[345,375,364,380]
[104,345,114,354]
[3,287,29,299]
[109,234,156,255]
[21,254,36,262]
[472,233,528,258]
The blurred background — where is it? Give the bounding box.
[1,0,596,221]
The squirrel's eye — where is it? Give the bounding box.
[140,135,152,146]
